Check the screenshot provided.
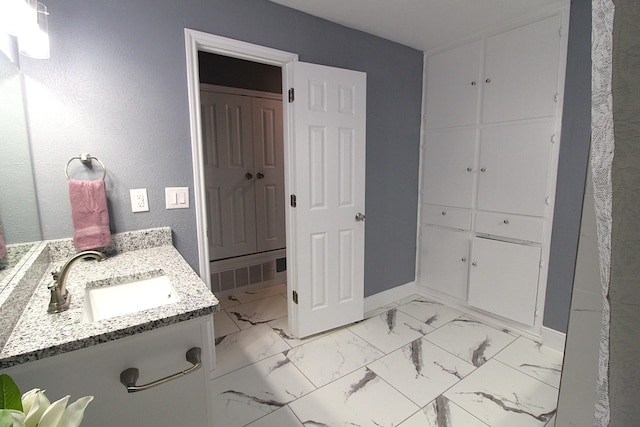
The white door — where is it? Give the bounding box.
[201,92,257,260]
[252,97,286,252]
[287,61,367,338]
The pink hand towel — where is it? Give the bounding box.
[69,178,112,251]
[0,219,6,260]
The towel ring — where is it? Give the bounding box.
[65,153,107,180]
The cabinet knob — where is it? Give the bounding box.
[466,167,472,172]
[471,81,477,86]
[503,219,510,224]
[480,168,486,172]
[245,172,254,180]
[485,78,491,84]
[441,211,447,216]
[461,257,467,262]
[472,262,477,267]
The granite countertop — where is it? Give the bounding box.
[0,228,219,368]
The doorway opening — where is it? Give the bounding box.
[198,52,287,297]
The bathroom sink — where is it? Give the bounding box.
[82,272,179,322]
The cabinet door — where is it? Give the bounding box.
[420,226,470,300]
[423,128,477,209]
[477,121,554,217]
[425,40,483,129]
[2,319,214,427]
[482,15,562,123]
[201,91,257,260]
[468,237,541,326]
[252,98,286,252]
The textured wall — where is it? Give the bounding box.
[610,0,640,422]
[17,0,423,296]
[543,0,592,333]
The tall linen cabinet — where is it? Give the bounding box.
[418,9,569,337]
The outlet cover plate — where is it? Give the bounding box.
[130,188,149,212]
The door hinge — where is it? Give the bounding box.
[290,194,297,208]
[292,290,299,304]
[288,88,295,103]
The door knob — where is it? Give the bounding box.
[245,172,254,180]
[256,172,265,180]
[355,213,366,222]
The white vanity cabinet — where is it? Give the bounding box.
[1,317,215,427]
[419,9,568,334]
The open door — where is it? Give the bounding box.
[286,61,367,338]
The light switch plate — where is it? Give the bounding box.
[130,188,149,212]
[165,187,189,209]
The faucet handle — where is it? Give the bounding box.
[51,270,60,281]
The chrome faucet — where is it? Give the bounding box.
[48,250,107,314]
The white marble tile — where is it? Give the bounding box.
[348,308,434,354]
[267,317,329,348]
[287,328,384,387]
[289,367,419,426]
[397,298,465,328]
[399,396,490,426]
[494,336,564,388]
[424,316,517,367]
[369,338,476,407]
[218,294,242,310]
[234,283,288,304]
[245,406,303,427]
[444,359,559,427]
[363,302,398,319]
[393,293,423,306]
[214,309,241,338]
[210,353,314,427]
[212,323,291,379]
[227,294,288,329]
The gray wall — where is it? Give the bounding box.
[543,0,592,333]
[18,0,423,297]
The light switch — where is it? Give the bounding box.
[165,187,189,209]
[130,189,149,213]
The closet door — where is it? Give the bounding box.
[468,237,541,326]
[482,15,562,123]
[252,97,286,252]
[201,91,257,260]
[423,128,477,209]
[477,121,554,217]
[420,226,470,300]
[425,40,483,129]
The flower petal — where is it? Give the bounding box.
[38,395,70,427]
[24,390,50,427]
[57,396,93,427]
[20,389,41,415]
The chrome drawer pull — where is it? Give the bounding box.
[120,347,202,393]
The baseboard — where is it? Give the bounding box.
[364,281,418,312]
[541,326,566,352]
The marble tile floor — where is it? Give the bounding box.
[210,284,563,427]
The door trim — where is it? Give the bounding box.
[184,29,298,285]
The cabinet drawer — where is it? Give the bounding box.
[475,212,544,243]
[424,205,471,230]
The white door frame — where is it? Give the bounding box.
[184,29,298,287]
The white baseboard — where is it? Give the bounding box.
[541,326,566,352]
[364,281,418,312]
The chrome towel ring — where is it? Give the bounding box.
[65,153,107,180]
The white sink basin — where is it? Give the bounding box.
[82,272,180,322]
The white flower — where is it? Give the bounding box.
[13,390,94,427]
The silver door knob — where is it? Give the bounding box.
[355,213,366,222]
[256,172,265,180]
[245,172,254,180]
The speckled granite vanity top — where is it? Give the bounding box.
[0,227,218,368]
